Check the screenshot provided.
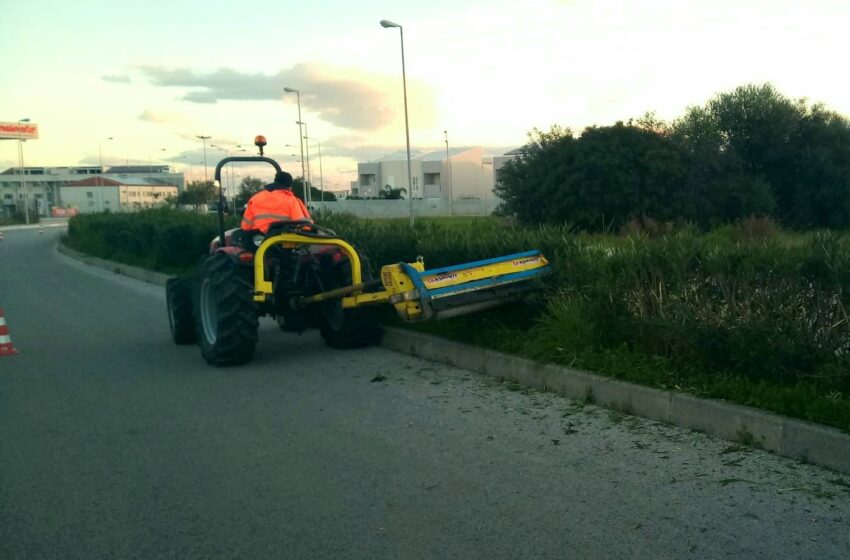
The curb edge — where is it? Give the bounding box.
[56,241,850,475]
[380,327,850,475]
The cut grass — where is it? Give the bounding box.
[396,309,850,433]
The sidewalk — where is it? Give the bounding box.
[0,218,68,231]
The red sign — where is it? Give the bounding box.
[0,122,39,140]
[51,207,79,218]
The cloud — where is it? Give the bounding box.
[138,109,171,123]
[102,75,131,83]
[137,63,434,131]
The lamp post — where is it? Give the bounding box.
[304,137,325,202]
[380,19,415,227]
[283,87,309,205]
[17,118,30,224]
[98,137,113,189]
[190,161,204,183]
[211,144,236,206]
[297,121,313,204]
[444,130,453,216]
[196,135,211,182]
[232,148,246,208]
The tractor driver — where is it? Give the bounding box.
[240,171,312,233]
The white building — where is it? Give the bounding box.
[355,147,518,206]
[60,176,177,214]
[0,165,184,218]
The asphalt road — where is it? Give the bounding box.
[1,226,849,559]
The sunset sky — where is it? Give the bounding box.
[1,0,848,190]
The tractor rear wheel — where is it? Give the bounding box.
[195,254,259,366]
[319,257,382,349]
[166,277,196,345]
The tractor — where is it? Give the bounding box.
[166,137,551,366]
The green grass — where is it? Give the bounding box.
[398,309,850,432]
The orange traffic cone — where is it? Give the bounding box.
[0,231,4,241]
[0,309,19,356]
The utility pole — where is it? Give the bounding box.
[444,130,453,216]
[196,135,211,182]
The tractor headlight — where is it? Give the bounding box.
[252,234,265,247]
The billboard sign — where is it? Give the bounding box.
[0,122,39,140]
[51,207,79,218]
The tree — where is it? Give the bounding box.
[674,83,850,227]
[292,178,337,203]
[498,83,850,229]
[378,185,407,199]
[496,124,688,229]
[495,125,576,224]
[177,180,217,210]
[235,176,264,208]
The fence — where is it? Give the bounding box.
[308,197,500,218]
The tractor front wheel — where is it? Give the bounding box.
[195,254,259,366]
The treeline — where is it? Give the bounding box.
[496,84,850,230]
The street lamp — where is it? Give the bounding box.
[444,130,453,216]
[296,121,314,204]
[211,144,236,204]
[196,135,211,182]
[283,87,309,205]
[190,161,204,183]
[380,19,415,226]
[304,137,325,202]
[98,137,113,189]
[17,118,30,224]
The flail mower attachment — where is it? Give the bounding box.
[293,246,551,322]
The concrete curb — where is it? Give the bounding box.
[56,240,850,475]
[380,327,850,475]
[57,242,171,287]
[1,221,68,232]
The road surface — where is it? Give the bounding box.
[1,226,848,559]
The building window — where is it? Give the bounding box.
[412,177,419,192]
[424,173,440,186]
[86,192,94,198]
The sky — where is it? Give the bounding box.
[1,0,849,191]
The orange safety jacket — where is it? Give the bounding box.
[241,188,312,233]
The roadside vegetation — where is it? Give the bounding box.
[62,83,850,431]
[0,210,40,226]
[63,209,850,432]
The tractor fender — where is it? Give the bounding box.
[212,245,253,265]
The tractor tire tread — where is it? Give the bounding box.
[195,254,259,366]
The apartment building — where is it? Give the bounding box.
[0,165,184,217]
[355,147,516,203]
[60,176,178,213]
